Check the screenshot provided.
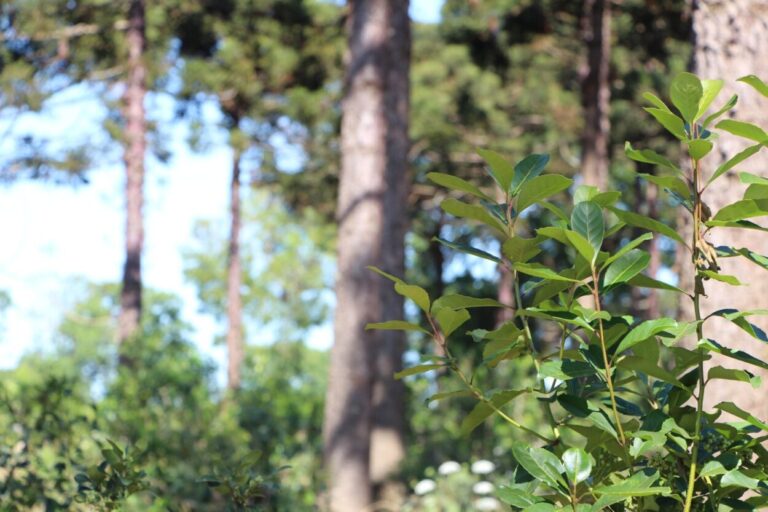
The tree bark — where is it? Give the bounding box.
[226,147,243,391]
[118,0,146,345]
[579,0,611,190]
[685,0,768,418]
[323,1,410,511]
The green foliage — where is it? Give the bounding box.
[375,72,768,510]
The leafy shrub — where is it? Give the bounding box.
[372,72,768,510]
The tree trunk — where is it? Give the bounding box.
[118,0,146,345]
[685,0,768,418]
[323,1,411,511]
[579,0,611,190]
[226,147,243,391]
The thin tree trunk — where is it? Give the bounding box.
[496,265,515,327]
[226,147,243,391]
[684,0,768,418]
[118,0,146,345]
[323,1,410,510]
[579,0,611,190]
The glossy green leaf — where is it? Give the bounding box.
[707,308,768,342]
[426,390,473,403]
[744,184,768,200]
[707,144,762,186]
[426,172,492,201]
[510,153,550,194]
[513,262,580,282]
[562,448,592,485]
[688,139,713,160]
[604,249,650,287]
[615,318,678,356]
[516,174,572,212]
[511,444,567,490]
[638,173,689,198]
[707,367,761,388]
[624,142,678,171]
[365,321,429,334]
[713,198,768,222]
[368,266,404,284]
[716,401,768,431]
[593,470,670,507]
[644,107,687,140]
[642,91,672,112]
[394,364,442,379]
[699,270,742,285]
[435,308,470,337]
[721,469,761,489]
[477,148,515,192]
[609,207,685,244]
[539,360,596,380]
[461,390,526,436]
[571,202,604,262]
[696,79,724,120]
[698,338,768,371]
[738,74,768,97]
[441,198,507,234]
[740,171,768,186]
[670,72,703,123]
[628,274,688,294]
[502,236,542,263]
[619,355,684,387]
[699,460,728,479]
[497,485,545,508]
[604,233,653,266]
[716,119,768,143]
[717,245,768,270]
[432,294,506,311]
[394,282,430,312]
[433,237,501,263]
[703,94,737,128]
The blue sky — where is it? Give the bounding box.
[0,1,444,374]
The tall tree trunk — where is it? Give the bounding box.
[118,0,146,345]
[323,1,411,511]
[579,0,611,190]
[226,147,243,391]
[684,0,768,418]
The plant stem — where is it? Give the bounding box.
[683,153,707,512]
[590,268,627,448]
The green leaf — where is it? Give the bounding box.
[713,198,768,222]
[497,485,545,508]
[708,367,761,388]
[696,79,724,120]
[638,173,689,198]
[477,149,515,192]
[707,308,768,342]
[366,321,429,334]
[615,318,679,356]
[394,364,442,379]
[394,282,430,312]
[368,266,404,284]
[510,154,550,195]
[721,469,761,490]
[628,273,687,294]
[539,360,596,380]
[717,245,768,271]
[699,460,728,479]
[644,107,687,140]
[618,355,685,387]
[740,171,768,186]
[744,184,768,200]
[643,91,672,112]
[513,262,580,282]
[516,174,572,213]
[502,236,542,263]
[699,270,742,285]
[435,308,470,337]
[604,249,650,287]
[511,444,567,490]
[432,294,505,311]
[604,234,654,267]
[608,207,685,244]
[716,119,768,143]
[571,202,604,262]
[703,94,737,128]
[707,144,763,186]
[441,198,507,234]
[426,172,492,201]
[562,448,592,485]
[738,74,768,98]
[593,470,670,508]
[433,237,501,263]
[426,390,473,403]
[670,72,703,123]
[461,390,526,436]
[624,142,679,171]
[688,139,713,160]
[698,338,768,371]
[716,401,768,431]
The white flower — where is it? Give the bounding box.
[414,478,436,495]
[471,459,496,475]
[542,375,563,392]
[437,460,461,475]
[474,497,500,510]
[472,481,495,495]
